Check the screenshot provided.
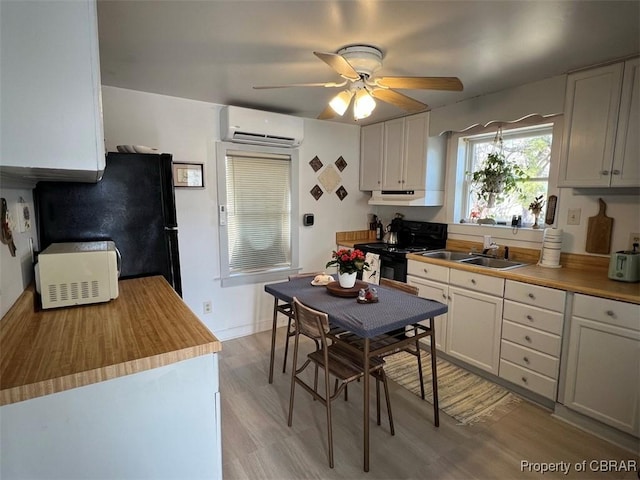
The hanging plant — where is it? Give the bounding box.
[468,127,528,207]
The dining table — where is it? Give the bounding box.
[264,276,448,472]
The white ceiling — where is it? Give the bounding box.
[97,0,640,126]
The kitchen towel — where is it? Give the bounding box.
[362,253,380,285]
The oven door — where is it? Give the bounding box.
[378,253,407,282]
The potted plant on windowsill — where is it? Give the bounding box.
[470,151,527,208]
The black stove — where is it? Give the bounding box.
[355,220,447,282]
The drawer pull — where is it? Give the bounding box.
[526,314,533,321]
[471,279,477,285]
[442,293,447,300]
[524,335,532,343]
[523,356,530,364]
[521,376,528,384]
[606,310,615,317]
[528,293,535,300]
[423,268,429,274]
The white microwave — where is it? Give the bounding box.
[35,241,121,309]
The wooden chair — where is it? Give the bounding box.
[338,277,439,427]
[279,272,323,373]
[287,298,394,468]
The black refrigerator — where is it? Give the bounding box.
[34,152,182,296]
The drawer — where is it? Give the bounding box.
[501,320,561,357]
[499,359,557,399]
[407,260,449,283]
[500,339,559,379]
[503,300,563,335]
[504,280,566,312]
[573,294,640,331]
[449,269,504,296]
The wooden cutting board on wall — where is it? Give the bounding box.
[585,198,613,254]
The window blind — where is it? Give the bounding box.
[225,152,291,273]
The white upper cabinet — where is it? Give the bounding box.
[558,59,639,187]
[0,0,105,185]
[359,123,384,190]
[382,114,427,190]
[359,112,445,205]
[612,58,640,186]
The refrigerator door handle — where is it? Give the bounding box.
[164,226,178,231]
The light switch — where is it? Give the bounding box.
[15,201,31,233]
[567,208,581,226]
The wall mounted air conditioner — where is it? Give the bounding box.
[220,106,304,147]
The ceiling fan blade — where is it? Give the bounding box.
[317,104,338,120]
[377,76,463,91]
[370,88,428,112]
[313,51,360,81]
[253,81,344,89]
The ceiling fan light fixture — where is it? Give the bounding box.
[353,89,376,120]
[329,90,354,116]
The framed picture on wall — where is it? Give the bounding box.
[173,162,204,188]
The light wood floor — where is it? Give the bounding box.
[220,328,639,479]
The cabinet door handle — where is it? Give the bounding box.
[523,357,530,364]
[612,169,620,175]
[442,293,447,300]
[447,295,452,301]
[524,335,532,343]
[521,376,528,384]
[471,279,476,285]
[423,268,429,274]
[526,314,533,321]
[601,170,610,176]
[528,293,535,300]
[606,310,615,317]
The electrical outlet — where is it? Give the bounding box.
[629,232,640,250]
[567,208,581,226]
[203,301,212,314]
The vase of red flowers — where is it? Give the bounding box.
[326,248,369,288]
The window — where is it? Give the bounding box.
[217,143,299,286]
[462,124,552,225]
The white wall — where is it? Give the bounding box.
[102,86,365,340]
[0,186,37,317]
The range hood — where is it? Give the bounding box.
[368,189,444,206]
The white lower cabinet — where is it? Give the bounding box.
[0,354,222,479]
[446,270,504,374]
[407,275,448,350]
[407,261,450,350]
[563,294,640,436]
[499,280,565,400]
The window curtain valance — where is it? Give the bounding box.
[429,74,567,136]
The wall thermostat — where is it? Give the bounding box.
[303,213,314,226]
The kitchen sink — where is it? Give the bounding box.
[458,256,527,270]
[421,251,478,261]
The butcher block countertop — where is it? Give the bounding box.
[407,253,640,305]
[0,276,221,406]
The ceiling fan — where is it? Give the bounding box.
[254,44,463,121]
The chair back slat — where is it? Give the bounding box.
[379,278,418,296]
[293,297,329,339]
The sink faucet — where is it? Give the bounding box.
[482,235,499,257]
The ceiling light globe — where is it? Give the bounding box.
[354,90,376,120]
[329,90,353,116]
